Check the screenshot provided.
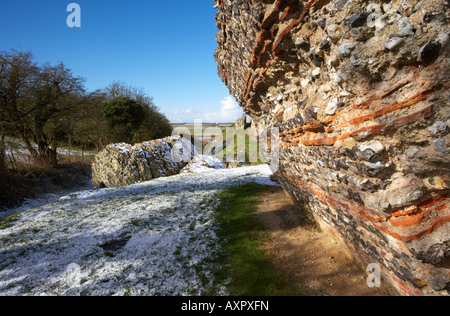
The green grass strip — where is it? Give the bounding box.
[0,212,20,230]
[212,183,307,296]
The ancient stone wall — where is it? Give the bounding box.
[214,0,449,295]
[92,137,196,188]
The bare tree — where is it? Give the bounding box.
[29,62,85,165]
[104,81,156,110]
[0,50,39,159]
[0,50,85,166]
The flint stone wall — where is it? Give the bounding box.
[214,0,449,295]
[92,136,197,188]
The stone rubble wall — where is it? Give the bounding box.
[234,113,249,130]
[214,0,449,295]
[92,137,197,188]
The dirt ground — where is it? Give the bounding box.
[256,185,397,296]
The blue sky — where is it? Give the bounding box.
[0,0,243,123]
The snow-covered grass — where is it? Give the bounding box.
[0,165,277,296]
[4,137,96,164]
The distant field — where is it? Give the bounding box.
[172,126,265,165]
[171,124,233,137]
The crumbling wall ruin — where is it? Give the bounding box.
[92,137,196,188]
[214,0,449,295]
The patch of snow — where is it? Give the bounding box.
[4,137,96,164]
[0,165,278,296]
[181,155,225,174]
[1,180,94,220]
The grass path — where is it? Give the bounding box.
[212,183,308,296]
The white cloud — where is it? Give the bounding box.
[167,96,243,124]
[221,96,238,111]
[202,96,243,123]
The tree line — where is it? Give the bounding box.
[0,49,173,169]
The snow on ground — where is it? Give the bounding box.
[181,155,225,174]
[0,164,277,296]
[0,178,93,220]
[4,137,96,164]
